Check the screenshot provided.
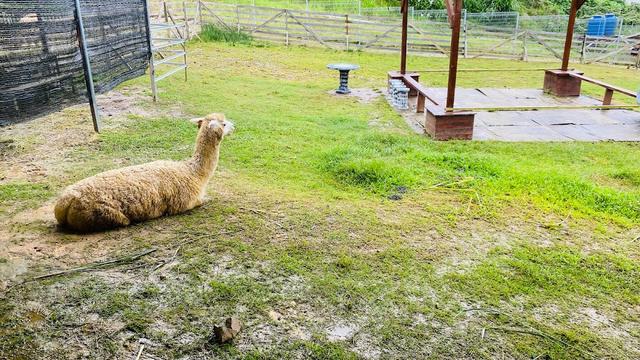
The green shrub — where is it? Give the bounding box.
[200,24,252,45]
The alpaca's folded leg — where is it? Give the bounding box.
[98,206,131,228]
[196,196,209,207]
[67,203,130,232]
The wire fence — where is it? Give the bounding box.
[150,0,640,68]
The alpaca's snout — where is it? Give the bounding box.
[223,120,235,136]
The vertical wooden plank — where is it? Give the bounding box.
[417,93,425,113]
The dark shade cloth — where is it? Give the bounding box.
[0,0,150,125]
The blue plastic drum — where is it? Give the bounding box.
[604,14,618,37]
[587,16,605,36]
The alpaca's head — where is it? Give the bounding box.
[190,113,235,142]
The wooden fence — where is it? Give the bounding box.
[151,1,640,67]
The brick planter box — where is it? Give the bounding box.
[425,104,475,140]
[543,69,583,97]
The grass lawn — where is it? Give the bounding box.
[1,39,639,359]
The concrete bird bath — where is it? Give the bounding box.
[327,63,359,94]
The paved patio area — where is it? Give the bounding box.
[399,88,640,141]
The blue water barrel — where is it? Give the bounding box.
[604,14,618,36]
[587,15,605,36]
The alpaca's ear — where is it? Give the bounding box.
[189,117,204,128]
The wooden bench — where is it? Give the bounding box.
[568,72,636,105]
[401,74,440,113]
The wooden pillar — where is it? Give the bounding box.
[603,89,614,105]
[445,0,462,110]
[561,0,580,71]
[400,0,409,74]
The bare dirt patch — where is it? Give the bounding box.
[0,87,189,290]
[0,86,179,184]
[326,88,383,104]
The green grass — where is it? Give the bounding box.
[1,41,639,359]
[0,182,54,215]
[199,24,253,45]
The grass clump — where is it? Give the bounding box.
[0,182,54,215]
[321,148,418,193]
[200,24,253,45]
[611,169,640,187]
[448,244,640,306]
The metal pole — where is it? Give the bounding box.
[400,0,409,74]
[561,0,579,71]
[463,9,468,58]
[73,0,100,132]
[445,0,462,110]
[143,0,158,102]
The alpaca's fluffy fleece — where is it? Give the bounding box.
[54,113,234,232]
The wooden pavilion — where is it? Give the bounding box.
[389,0,640,140]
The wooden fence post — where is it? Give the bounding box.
[580,35,587,64]
[345,14,349,51]
[183,1,190,39]
[513,12,519,56]
[197,1,203,32]
[522,31,528,61]
[163,1,168,22]
[285,10,289,46]
[236,5,240,34]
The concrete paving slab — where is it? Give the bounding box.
[391,88,640,142]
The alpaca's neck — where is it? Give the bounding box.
[190,133,220,182]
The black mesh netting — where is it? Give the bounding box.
[0,0,150,126]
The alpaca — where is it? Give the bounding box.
[54,113,234,233]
